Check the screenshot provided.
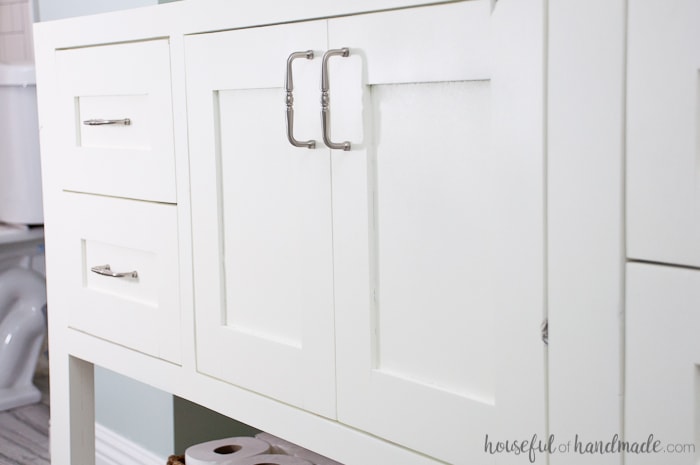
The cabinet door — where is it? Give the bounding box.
[186,22,336,417]
[626,263,699,465]
[627,0,700,267]
[329,2,546,463]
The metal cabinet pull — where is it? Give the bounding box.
[321,48,351,151]
[90,264,138,279]
[83,118,131,126]
[285,51,316,149]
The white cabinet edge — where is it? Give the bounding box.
[33,0,471,49]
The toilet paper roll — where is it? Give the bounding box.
[185,437,271,465]
[232,454,314,465]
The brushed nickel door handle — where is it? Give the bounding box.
[285,50,316,149]
[321,48,351,151]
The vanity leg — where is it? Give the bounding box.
[50,354,95,465]
[70,356,96,464]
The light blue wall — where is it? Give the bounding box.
[35,0,179,21]
[95,367,174,457]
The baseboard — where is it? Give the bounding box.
[95,422,166,465]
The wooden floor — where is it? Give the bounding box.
[0,376,50,465]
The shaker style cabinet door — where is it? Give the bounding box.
[627,0,700,267]
[328,2,546,464]
[626,263,700,465]
[185,22,337,418]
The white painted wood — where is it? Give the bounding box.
[331,2,545,463]
[55,40,176,203]
[32,0,478,51]
[59,192,181,364]
[488,2,549,463]
[626,263,700,465]
[627,0,700,267]
[69,356,96,465]
[95,422,166,465]
[547,1,626,463]
[63,329,443,465]
[186,21,336,418]
[33,1,552,464]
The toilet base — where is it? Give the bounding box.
[0,384,41,411]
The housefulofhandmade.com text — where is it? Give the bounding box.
[483,433,695,463]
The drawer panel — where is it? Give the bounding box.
[61,193,181,363]
[56,40,176,202]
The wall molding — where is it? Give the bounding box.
[95,422,166,465]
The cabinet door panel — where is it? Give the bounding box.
[186,21,336,418]
[330,2,546,463]
[627,0,700,266]
[626,263,700,465]
[371,80,494,397]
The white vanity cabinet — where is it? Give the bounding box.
[186,1,546,463]
[35,1,548,464]
[38,0,700,463]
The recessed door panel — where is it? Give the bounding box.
[372,80,494,399]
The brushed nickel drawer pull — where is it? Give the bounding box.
[285,50,316,149]
[321,47,351,151]
[83,118,131,126]
[90,264,138,279]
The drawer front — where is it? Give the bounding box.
[60,193,180,363]
[626,263,700,465]
[56,40,176,202]
[627,0,700,267]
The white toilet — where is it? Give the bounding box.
[0,62,47,411]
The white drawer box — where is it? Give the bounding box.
[59,192,181,363]
[55,40,176,203]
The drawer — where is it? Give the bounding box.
[55,40,176,203]
[59,192,181,363]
